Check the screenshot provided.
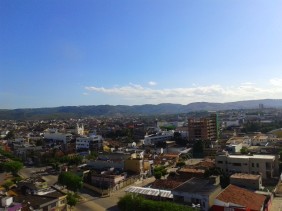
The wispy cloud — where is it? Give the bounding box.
[148,81,157,86]
[84,78,282,104]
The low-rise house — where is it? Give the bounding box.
[213,184,266,211]
[91,171,126,189]
[252,134,269,146]
[14,187,67,211]
[87,152,132,170]
[230,173,263,191]
[124,158,151,176]
[151,179,183,190]
[172,176,222,211]
[226,136,251,148]
[0,196,22,211]
[226,143,243,153]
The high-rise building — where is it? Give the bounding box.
[259,104,264,109]
[188,113,218,141]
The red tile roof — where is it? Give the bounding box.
[151,179,183,190]
[216,184,266,211]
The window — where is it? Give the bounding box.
[252,163,254,167]
[232,163,241,166]
[217,161,223,164]
[256,163,259,168]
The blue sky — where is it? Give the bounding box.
[1,0,282,109]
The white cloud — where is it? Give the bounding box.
[82,92,89,96]
[148,81,157,86]
[270,78,282,87]
[84,80,282,104]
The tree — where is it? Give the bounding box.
[193,140,204,158]
[3,161,23,176]
[3,180,14,191]
[153,165,167,179]
[87,151,98,160]
[154,171,162,179]
[5,131,15,140]
[67,192,79,210]
[176,161,185,168]
[240,147,249,155]
[58,172,83,192]
[118,194,194,211]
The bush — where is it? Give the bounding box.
[176,161,185,168]
[118,194,194,211]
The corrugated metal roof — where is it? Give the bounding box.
[125,186,173,198]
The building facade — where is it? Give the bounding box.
[76,135,103,150]
[188,113,218,142]
[215,154,279,179]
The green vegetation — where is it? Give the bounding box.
[58,172,83,192]
[46,155,83,166]
[66,192,80,210]
[273,130,282,138]
[118,194,194,211]
[153,165,167,179]
[86,151,98,160]
[240,147,249,155]
[192,140,204,158]
[0,148,21,161]
[2,180,14,191]
[5,131,15,140]
[160,125,176,131]
[242,121,282,133]
[204,167,229,188]
[2,161,23,176]
[176,161,186,168]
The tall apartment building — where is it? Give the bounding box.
[188,113,218,141]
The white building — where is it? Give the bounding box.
[157,121,184,128]
[44,129,72,144]
[215,153,279,179]
[76,123,84,136]
[76,135,103,150]
[143,131,174,146]
[225,143,243,153]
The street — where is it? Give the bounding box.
[74,177,156,211]
[19,167,156,210]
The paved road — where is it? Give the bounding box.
[20,167,156,210]
[75,177,156,211]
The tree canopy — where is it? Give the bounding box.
[153,165,167,179]
[3,161,23,176]
[66,192,79,210]
[58,172,83,192]
[118,194,194,211]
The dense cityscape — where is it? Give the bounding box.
[1,104,282,210]
[2,1,282,211]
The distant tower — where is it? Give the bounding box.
[259,104,264,109]
[76,123,84,136]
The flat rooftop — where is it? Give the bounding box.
[172,177,220,195]
[231,173,260,180]
[220,154,275,159]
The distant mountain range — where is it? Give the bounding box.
[1,99,282,120]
